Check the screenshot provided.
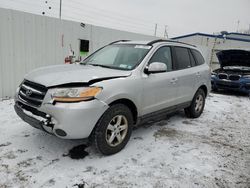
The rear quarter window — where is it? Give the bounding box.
[191,49,205,65]
[188,49,196,67]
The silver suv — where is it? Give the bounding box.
[14,40,211,155]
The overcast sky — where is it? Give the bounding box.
[0,0,250,37]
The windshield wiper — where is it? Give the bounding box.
[88,63,113,69]
[80,59,96,65]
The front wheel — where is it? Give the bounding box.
[185,89,206,118]
[93,104,133,155]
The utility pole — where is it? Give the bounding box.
[59,0,62,19]
[164,25,168,39]
[154,24,158,36]
[210,37,218,68]
[236,20,240,32]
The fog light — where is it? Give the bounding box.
[55,129,67,137]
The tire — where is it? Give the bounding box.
[93,104,133,155]
[185,88,206,118]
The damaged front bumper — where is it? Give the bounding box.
[15,102,49,131]
[14,99,109,139]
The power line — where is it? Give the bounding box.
[62,1,156,29]
[63,16,153,36]
[62,6,155,31]
[63,11,155,35]
[63,0,168,36]
[68,0,159,25]
[61,1,165,36]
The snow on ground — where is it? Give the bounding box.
[0,92,250,188]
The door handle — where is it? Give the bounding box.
[170,78,178,84]
[196,72,201,77]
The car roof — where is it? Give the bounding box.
[114,40,197,49]
[115,40,151,45]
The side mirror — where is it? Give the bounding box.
[145,62,167,74]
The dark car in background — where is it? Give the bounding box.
[211,49,250,94]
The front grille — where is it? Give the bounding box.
[229,75,241,81]
[217,82,240,89]
[218,73,228,80]
[18,80,47,107]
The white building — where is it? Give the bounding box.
[172,32,250,69]
[0,8,157,99]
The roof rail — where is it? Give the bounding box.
[147,39,196,47]
[109,40,131,45]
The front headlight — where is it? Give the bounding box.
[51,87,102,102]
[211,71,217,76]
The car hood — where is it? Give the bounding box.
[216,50,250,68]
[25,64,132,87]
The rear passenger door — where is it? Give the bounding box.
[172,46,196,103]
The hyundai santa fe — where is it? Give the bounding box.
[14,39,211,155]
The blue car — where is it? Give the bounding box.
[211,49,250,94]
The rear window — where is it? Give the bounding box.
[191,49,205,65]
[174,47,191,70]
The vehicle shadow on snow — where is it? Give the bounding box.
[27,111,185,160]
[28,131,89,159]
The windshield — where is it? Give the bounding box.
[81,44,151,70]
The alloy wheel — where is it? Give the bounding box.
[195,94,204,113]
[105,115,128,147]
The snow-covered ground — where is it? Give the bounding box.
[0,93,250,188]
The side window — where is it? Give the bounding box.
[174,47,191,70]
[148,46,172,71]
[191,49,205,65]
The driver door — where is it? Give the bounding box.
[141,46,179,115]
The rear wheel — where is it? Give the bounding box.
[185,89,205,118]
[93,104,133,155]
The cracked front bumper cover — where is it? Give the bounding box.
[14,103,46,131]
